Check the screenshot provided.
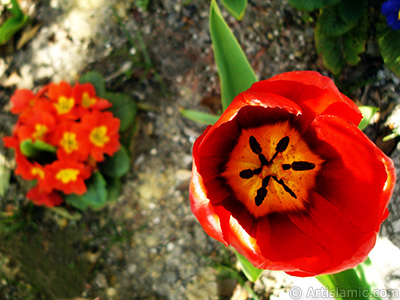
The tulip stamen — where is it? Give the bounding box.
[282,161,315,171]
[272,176,297,199]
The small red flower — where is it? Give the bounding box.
[190,71,396,277]
[81,110,120,162]
[26,186,64,207]
[46,81,78,120]
[48,122,90,162]
[72,83,112,116]
[10,89,36,114]
[16,108,56,142]
[44,160,91,195]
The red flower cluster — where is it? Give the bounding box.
[3,82,121,207]
[190,71,395,277]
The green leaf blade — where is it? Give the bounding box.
[221,0,247,20]
[235,251,263,282]
[210,0,257,111]
[180,109,219,125]
[358,106,379,131]
[378,20,400,77]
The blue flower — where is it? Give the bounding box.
[382,0,400,30]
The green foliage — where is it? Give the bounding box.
[235,251,263,283]
[100,146,130,178]
[20,139,56,158]
[0,0,29,45]
[317,258,383,300]
[65,172,108,210]
[378,21,400,77]
[315,15,368,74]
[220,0,247,20]
[314,0,368,75]
[288,0,340,11]
[179,109,219,125]
[210,0,257,110]
[103,92,137,132]
[135,0,150,11]
[358,106,379,131]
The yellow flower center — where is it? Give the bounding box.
[222,121,324,218]
[54,96,74,114]
[32,124,48,140]
[60,132,79,153]
[31,167,44,179]
[398,9,400,20]
[90,126,109,147]
[81,92,97,108]
[56,168,79,184]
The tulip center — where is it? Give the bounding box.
[223,121,323,217]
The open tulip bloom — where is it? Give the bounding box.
[189,71,395,277]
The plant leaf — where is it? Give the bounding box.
[337,0,367,28]
[79,71,107,97]
[64,172,108,210]
[378,20,400,77]
[210,0,257,111]
[103,92,137,131]
[0,14,29,45]
[288,0,340,11]
[180,108,219,125]
[220,0,247,20]
[358,106,379,131]
[20,139,56,158]
[342,14,368,66]
[235,251,263,282]
[105,177,122,202]
[315,23,344,75]
[317,258,383,300]
[318,5,355,37]
[99,146,130,178]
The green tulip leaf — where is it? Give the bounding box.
[317,258,383,300]
[235,251,263,282]
[103,92,137,131]
[65,172,107,210]
[79,71,107,97]
[180,108,220,125]
[221,0,247,20]
[288,0,340,11]
[210,0,257,111]
[99,146,130,178]
[0,0,29,45]
[358,106,379,131]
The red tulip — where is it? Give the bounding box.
[189,71,395,277]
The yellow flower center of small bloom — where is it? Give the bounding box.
[90,126,109,147]
[398,9,400,20]
[32,124,48,140]
[60,132,79,153]
[54,96,74,114]
[222,121,324,218]
[81,92,97,108]
[31,167,44,179]
[56,168,79,184]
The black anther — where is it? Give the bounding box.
[258,154,269,166]
[282,164,291,170]
[255,187,267,206]
[249,136,262,154]
[240,169,254,179]
[291,161,315,171]
[276,136,290,153]
[272,176,297,199]
[262,175,271,187]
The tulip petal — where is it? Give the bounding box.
[304,115,395,232]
